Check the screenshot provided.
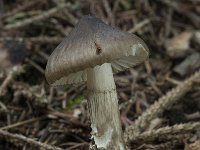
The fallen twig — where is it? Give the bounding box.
[0,0,42,19]
[0,129,63,150]
[0,36,63,44]
[128,19,150,33]
[52,0,77,25]
[124,69,200,143]
[0,65,25,96]
[130,122,200,143]
[102,0,115,25]
[0,116,46,130]
[156,0,200,27]
[4,4,68,29]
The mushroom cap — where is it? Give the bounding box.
[45,15,149,86]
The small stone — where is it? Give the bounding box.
[73,108,82,118]
[173,52,200,76]
[193,31,200,45]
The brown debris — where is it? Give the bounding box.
[0,0,200,150]
[165,32,193,58]
[185,140,200,150]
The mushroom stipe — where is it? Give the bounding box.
[45,15,149,150]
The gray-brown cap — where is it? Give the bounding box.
[45,15,149,86]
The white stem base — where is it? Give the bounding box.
[87,63,125,150]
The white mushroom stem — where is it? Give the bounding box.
[87,63,125,150]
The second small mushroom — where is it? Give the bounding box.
[45,15,149,150]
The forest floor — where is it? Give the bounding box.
[0,0,200,150]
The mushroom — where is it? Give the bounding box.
[45,15,149,150]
